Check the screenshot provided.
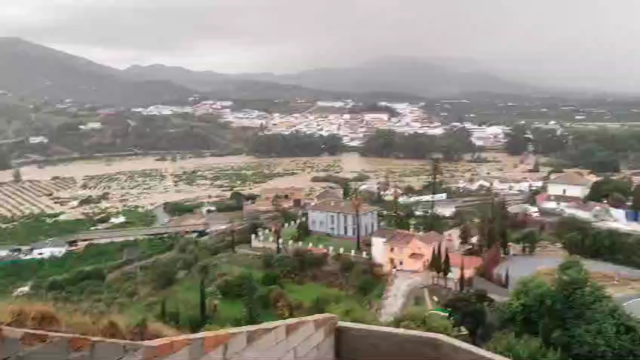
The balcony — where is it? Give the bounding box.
[0,314,506,360]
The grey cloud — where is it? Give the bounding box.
[1,0,640,91]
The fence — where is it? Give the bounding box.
[250,223,368,259]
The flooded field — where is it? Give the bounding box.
[0,152,537,214]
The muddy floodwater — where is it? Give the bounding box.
[0,152,537,213]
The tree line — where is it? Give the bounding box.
[248,132,344,157]
[360,128,476,161]
[506,125,640,173]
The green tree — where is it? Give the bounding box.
[240,273,260,325]
[429,245,442,275]
[159,298,167,321]
[342,182,352,200]
[460,223,472,246]
[12,168,22,183]
[442,249,451,286]
[296,220,311,242]
[445,290,494,346]
[586,177,632,203]
[459,261,466,292]
[502,259,640,360]
[0,150,11,171]
[505,125,529,156]
[484,331,563,360]
[503,268,510,289]
[351,195,363,251]
[518,230,539,255]
[199,277,207,326]
[633,185,640,220]
[392,308,454,335]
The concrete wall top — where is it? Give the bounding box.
[1,314,337,360]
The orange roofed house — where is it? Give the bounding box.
[371,229,482,280]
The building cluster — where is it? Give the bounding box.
[259,101,510,147]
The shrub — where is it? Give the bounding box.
[261,271,280,287]
[217,273,252,299]
[392,308,454,335]
[356,276,378,297]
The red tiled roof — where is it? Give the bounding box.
[308,199,379,214]
[373,229,444,246]
[448,253,483,269]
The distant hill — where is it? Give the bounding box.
[0,38,537,106]
[0,38,193,106]
[123,64,351,101]
[237,57,537,97]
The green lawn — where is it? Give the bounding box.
[284,282,345,305]
[307,235,358,252]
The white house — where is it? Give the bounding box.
[26,239,68,259]
[79,122,103,131]
[308,199,379,238]
[28,136,49,144]
[547,173,593,199]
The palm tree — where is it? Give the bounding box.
[351,194,363,251]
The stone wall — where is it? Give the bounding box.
[0,314,337,360]
[336,321,508,360]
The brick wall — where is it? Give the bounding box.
[0,314,337,360]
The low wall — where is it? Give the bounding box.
[336,322,508,360]
[0,314,337,360]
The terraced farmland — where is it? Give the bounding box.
[0,178,77,217]
[80,169,167,191]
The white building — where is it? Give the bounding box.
[28,136,49,144]
[547,173,593,199]
[79,122,103,131]
[308,199,379,238]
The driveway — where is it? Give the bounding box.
[379,271,424,323]
[616,294,640,318]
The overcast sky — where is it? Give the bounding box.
[1,0,640,91]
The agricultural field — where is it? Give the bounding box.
[80,169,167,191]
[0,178,76,218]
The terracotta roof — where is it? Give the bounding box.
[316,189,342,201]
[548,173,592,186]
[308,199,378,214]
[448,253,483,269]
[372,229,444,246]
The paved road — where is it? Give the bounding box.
[495,256,640,290]
[615,294,640,318]
[62,224,208,242]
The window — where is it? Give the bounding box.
[311,220,316,227]
[563,188,567,195]
[390,247,395,253]
[330,215,335,225]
